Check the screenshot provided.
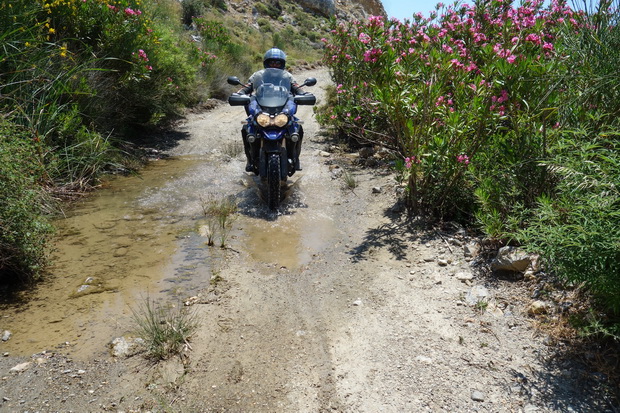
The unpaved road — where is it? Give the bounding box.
[0,68,615,412]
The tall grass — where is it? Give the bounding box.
[0,119,53,282]
[132,297,199,360]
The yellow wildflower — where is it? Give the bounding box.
[49,28,55,34]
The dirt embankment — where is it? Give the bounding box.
[0,68,616,412]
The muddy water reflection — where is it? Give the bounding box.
[243,211,337,270]
[1,157,206,359]
[1,154,339,359]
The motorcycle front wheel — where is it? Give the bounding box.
[267,153,281,210]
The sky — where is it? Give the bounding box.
[381,0,566,20]
[381,0,445,21]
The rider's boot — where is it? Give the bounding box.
[241,127,253,172]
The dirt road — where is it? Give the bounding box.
[0,68,614,412]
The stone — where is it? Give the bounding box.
[1,331,11,342]
[330,168,343,180]
[455,272,474,282]
[109,337,145,358]
[466,285,490,306]
[372,186,382,194]
[10,362,32,374]
[471,390,485,401]
[528,300,550,315]
[463,241,480,258]
[491,246,532,272]
[415,355,433,364]
[358,146,375,158]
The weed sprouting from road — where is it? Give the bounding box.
[131,297,199,361]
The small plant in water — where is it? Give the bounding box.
[200,195,238,247]
[131,297,199,360]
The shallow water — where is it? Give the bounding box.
[0,152,339,359]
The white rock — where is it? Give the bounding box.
[1,331,11,342]
[415,355,433,364]
[455,272,474,282]
[528,300,550,315]
[471,390,485,401]
[10,362,32,373]
[109,337,145,358]
[466,285,490,306]
[491,246,531,272]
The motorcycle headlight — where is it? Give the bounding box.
[274,113,289,127]
[256,113,270,127]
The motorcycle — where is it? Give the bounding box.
[227,68,317,210]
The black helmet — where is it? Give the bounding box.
[263,47,287,69]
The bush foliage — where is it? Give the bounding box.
[319,0,620,318]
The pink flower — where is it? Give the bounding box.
[404,156,421,168]
[497,90,509,103]
[456,154,470,165]
[525,33,541,44]
[465,62,478,72]
[506,55,517,63]
[363,48,383,63]
[358,32,371,44]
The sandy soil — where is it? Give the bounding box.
[0,68,616,413]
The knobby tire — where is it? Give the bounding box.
[267,154,281,210]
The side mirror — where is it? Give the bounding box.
[228,94,251,106]
[303,77,317,87]
[294,94,316,105]
[227,76,242,86]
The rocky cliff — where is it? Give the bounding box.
[252,0,387,20]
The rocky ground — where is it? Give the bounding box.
[0,68,617,412]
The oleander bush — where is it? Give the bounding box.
[319,0,620,321]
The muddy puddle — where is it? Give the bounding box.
[0,153,339,359]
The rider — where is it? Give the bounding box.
[236,48,305,173]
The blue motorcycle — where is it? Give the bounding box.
[227,69,316,210]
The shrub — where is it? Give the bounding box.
[517,125,620,314]
[0,119,53,282]
[320,1,576,220]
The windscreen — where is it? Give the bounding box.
[254,68,291,108]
